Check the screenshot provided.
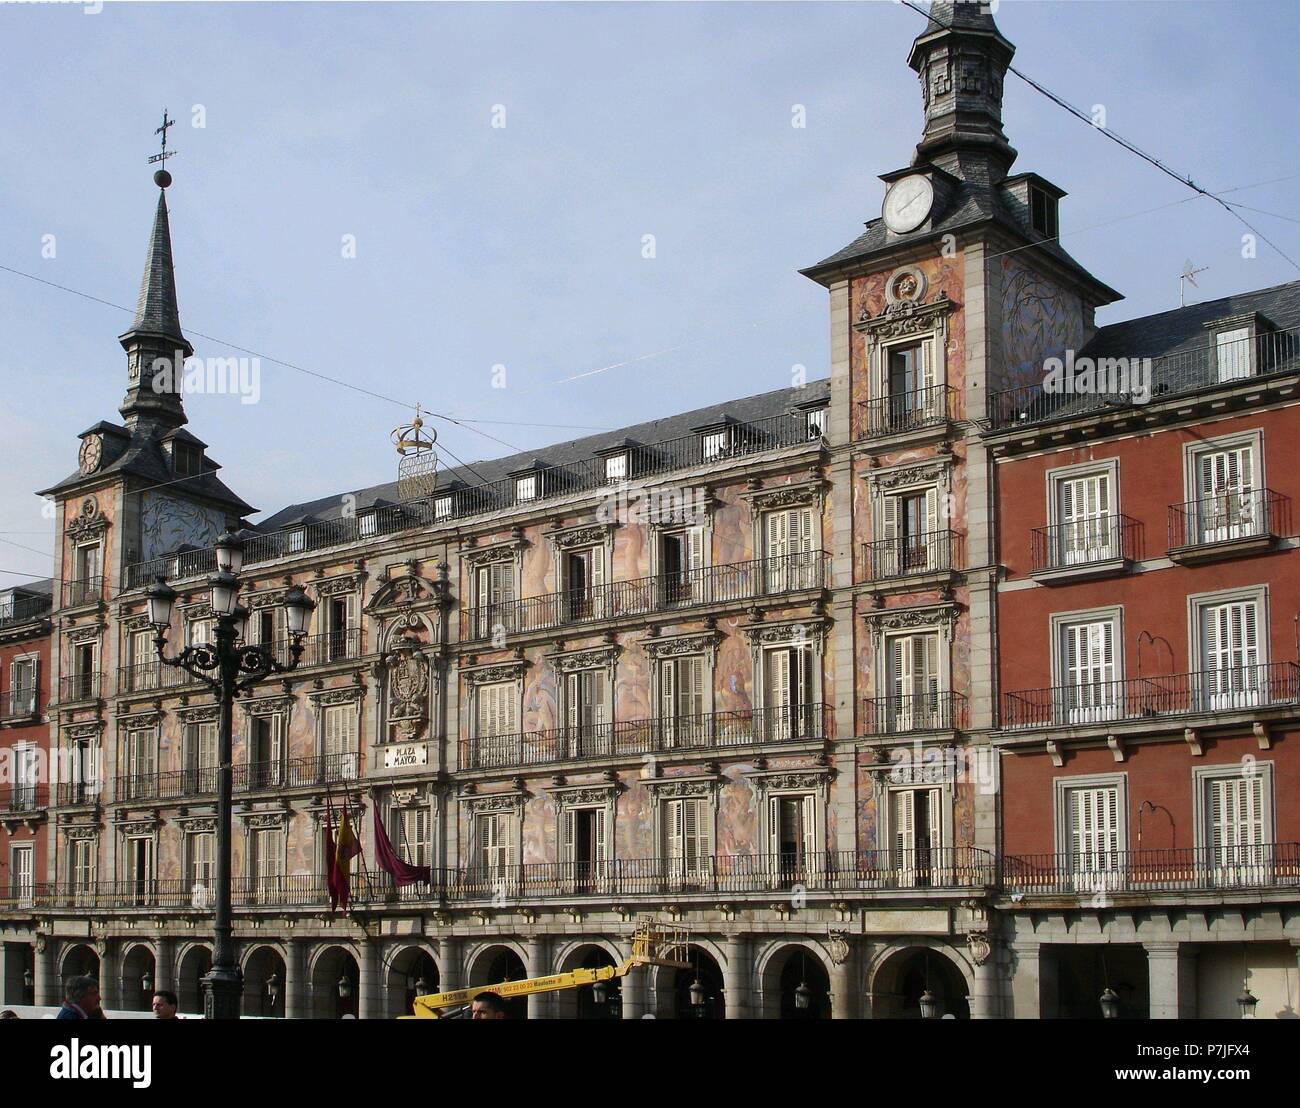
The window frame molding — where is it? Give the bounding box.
[645,632,720,721]
[1185,583,1270,675]
[1048,604,1126,691]
[1043,456,1121,531]
[1191,760,1275,851]
[1181,428,1265,506]
[1052,771,1130,857]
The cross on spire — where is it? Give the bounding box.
[148,109,177,168]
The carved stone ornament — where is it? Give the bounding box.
[744,481,828,512]
[548,524,613,551]
[741,619,826,650]
[63,824,100,840]
[461,542,521,569]
[66,625,103,645]
[176,816,217,833]
[179,602,215,621]
[550,645,620,674]
[384,637,430,741]
[551,783,618,806]
[855,290,954,339]
[749,769,831,795]
[119,711,163,730]
[248,589,288,610]
[119,820,158,837]
[241,811,289,830]
[884,265,927,307]
[369,574,437,612]
[241,695,293,718]
[306,686,364,707]
[314,574,362,599]
[464,792,524,815]
[645,776,718,803]
[64,722,103,740]
[175,704,220,723]
[461,661,526,687]
[642,632,721,661]
[827,931,851,966]
[967,932,992,966]
[871,460,951,496]
[863,603,959,642]
[66,497,110,542]
[119,613,154,632]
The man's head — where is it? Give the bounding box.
[65,975,101,1015]
[469,991,506,1020]
[151,990,178,1019]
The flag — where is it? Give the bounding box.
[373,802,431,887]
[325,793,340,911]
[333,794,363,910]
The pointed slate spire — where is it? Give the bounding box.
[119,170,191,431]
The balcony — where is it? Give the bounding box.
[116,661,194,695]
[1168,488,1290,563]
[0,687,41,721]
[861,530,961,584]
[460,552,831,643]
[54,780,101,807]
[0,782,47,814]
[1029,514,1139,581]
[1003,844,1300,896]
[860,692,968,735]
[61,576,105,608]
[58,671,103,703]
[858,383,956,440]
[989,325,1300,431]
[460,704,834,771]
[233,752,360,791]
[0,592,52,627]
[290,628,362,666]
[125,410,824,589]
[1000,661,1300,731]
[113,767,221,803]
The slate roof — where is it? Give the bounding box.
[257,380,830,531]
[120,189,190,351]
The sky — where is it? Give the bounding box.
[1,0,1297,590]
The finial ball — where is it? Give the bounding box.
[154,169,173,189]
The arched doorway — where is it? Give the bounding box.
[386,946,439,1018]
[119,944,156,1012]
[176,945,212,1015]
[243,946,287,1018]
[670,945,725,1020]
[554,945,620,1019]
[763,945,831,1019]
[311,946,360,1019]
[468,946,528,1020]
[60,944,100,998]
[872,946,970,1019]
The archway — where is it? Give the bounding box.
[385,945,440,1018]
[119,944,156,1012]
[668,944,725,1020]
[554,944,620,1020]
[871,946,970,1019]
[176,945,212,1015]
[760,944,832,1019]
[310,946,360,1019]
[59,944,100,998]
[243,946,288,1018]
[467,945,528,1020]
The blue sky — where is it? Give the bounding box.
[1,0,1297,589]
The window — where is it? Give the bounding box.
[1199,596,1263,709]
[75,543,101,584]
[892,788,942,886]
[70,838,96,902]
[805,408,826,440]
[1058,618,1118,723]
[886,632,941,731]
[475,561,517,637]
[125,836,154,904]
[604,453,627,484]
[563,546,606,620]
[123,728,157,798]
[68,738,98,802]
[125,629,155,691]
[1195,763,1274,886]
[701,430,728,462]
[188,617,214,647]
[474,682,519,767]
[286,527,306,554]
[185,720,218,794]
[515,475,537,502]
[70,642,97,700]
[9,844,33,904]
[1030,186,1058,239]
[173,442,202,477]
[764,644,814,739]
[561,806,607,891]
[189,832,215,903]
[474,812,514,886]
[253,828,285,904]
[1053,469,1115,566]
[767,794,817,886]
[659,655,705,746]
[434,495,452,520]
[765,506,818,590]
[13,743,39,808]
[322,704,359,781]
[396,807,431,868]
[358,511,377,537]
[1215,327,1252,382]
[1193,442,1259,543]
[1066,784,1121,887]
[252,607,282,649]
[11,656,37,714]
[880,488,939,576]
[664,797,712,883]
[249,715,285,787]
[565,669,609,749]
[325,594,357,661]
[658,527,704,605]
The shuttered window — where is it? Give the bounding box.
[1067,786,1120,869]
[186,721,219,792]
[1197,445,1257,542]
[566,670,608,733]
[887,633,940,731]
[10,844,33,900]
[665,798,711,879]
[765,507,817,590]
[1060,620,1117,722]
[191,832,215,887]
[660,656,705,743]
[892,788,942,872]
[1201,599,1262,708]
[476,682,519,738]
[1057,472,1113,564]
[1209,775,1265,855]
[71,838,96,893]
[1215,327,1251,382]
[477,813,513,873]
[11,657,37,713]
[476,562,516,636]
[767,794,818,875]
[398,808,431,867]
[323,704,359,779]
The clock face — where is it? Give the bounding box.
[78,435,103,475]
[883,175,935,234]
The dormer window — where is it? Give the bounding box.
[1215,326,1252,382]
[805,408,827,440]
[1030,186,1058,240]
[358,511,377,538]
[286,527,306,554]
[516,475,538,502]
[604,453,627,484]
[701,431,728,462]
[434,495,453,520]
[173,442,202,478]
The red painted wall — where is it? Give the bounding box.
[0,629,52,884]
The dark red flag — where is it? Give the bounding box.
[373,803,431,887]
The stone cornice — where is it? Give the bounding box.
[548,645,621,673]
[854,290,956,340]
[460,538,525,568]
[869,458,952,494]
[118,709,163,730]
[460,660,527,686]
[239,695,294,718]
[746,767,832,795]
[862,601,959,640]
[546,522,616,551]
[741,618,827,649]
[305,685,365,706]
[312,572,365,598]
[63,721,104,740]
[741,478,829,512]
[642,631,722,661]
[548,782,619,806]
[462,790,525,815]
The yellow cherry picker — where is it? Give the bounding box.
[407,917,692,1018]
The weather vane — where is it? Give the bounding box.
[149,109,177,186]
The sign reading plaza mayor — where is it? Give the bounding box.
[383,743,427,770]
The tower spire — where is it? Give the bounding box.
[118,113,190,432]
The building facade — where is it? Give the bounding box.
[0,2,1295,1018]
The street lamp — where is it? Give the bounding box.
[142,972,153,995]
[592,979,608,1006]
[338,974,353,999]
[146,554,315,1021]
[794,952,812,1013]
[1099,987,1120,1020]
[266,973,281,1012]
[1237,983,1258,1019]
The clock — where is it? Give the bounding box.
[78,434,103,475]
[882,175,935,234]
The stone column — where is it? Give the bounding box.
[722,935,751,1019]
[1009,944,1045,1019]
[968,940,1001,1020]
[34,936,56,1006]
[154,936,175,999]
[526,936,551,1020]
[1146,942,1195,1020]
[358,940,382,1020]
[438,935,463,993]
[285,940,308,1019]
[828,940,857,1020]
[99,940,120,1011]
[618,938,644,1020]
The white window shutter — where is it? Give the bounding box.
[688,526,705,571]
[561,808,574,864]
[801,795,818,859]
[767,795,782,860]
[893,790,914,859]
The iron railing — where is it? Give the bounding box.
[861,530,960,580]
[1001,661,1300,730]
[54,780,101,806]
[1168,488,1290,551]
[113,766,222,803]
[1030,514,1140,572]
[858,383,956,438]
[860,692,968,734]
[58,672,102,702]
[1003,844,1300,895]
[0,592,52,627]
[125,410,823,588]
[460,704,834,770]
[460,551,831,642]
[61,576,105,607]
[0,782,47,813]
[0,687,41,719]
[232,752,360,790]
[989,326,1300,430]
[116,661,194,695]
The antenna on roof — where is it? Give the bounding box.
[391,404,438,502]
[1179,259,1209,308]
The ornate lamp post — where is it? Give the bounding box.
[146,531,315,1020]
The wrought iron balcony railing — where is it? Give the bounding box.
[858,383,956,439]
[1003,843,1300,895]
[58,672,102,702]
[861,530,960,581]
[460,703,834,770]
[1000,661,1300,730]
[0,687,41,719]
[989,326,1300,430]
[61,576,105,607]
[125,410,824,588]
[860,692,968,735]
[116,661,194,695]
[113,767,221,803]
[1168,488,1290,551]
[0,592,52,627]
[1030,514,1140,572]
[232,752,359,791]
[0,782,47,813]
[460,552,831,643]
[54,780,101,806]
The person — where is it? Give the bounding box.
[151,990,179,1019]
[469,991,507,1019]
[57,976,104,1020]
[1,1010,18,1019]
